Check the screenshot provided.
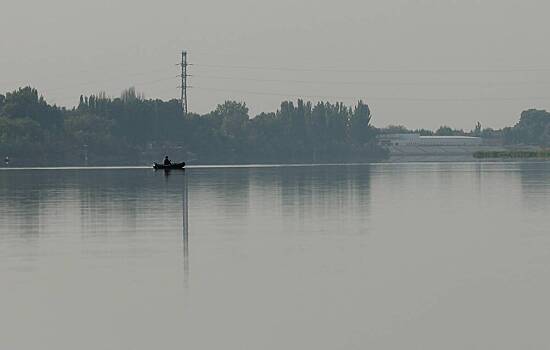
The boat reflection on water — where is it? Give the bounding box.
[158,167,189,286]
[182,170,189,288]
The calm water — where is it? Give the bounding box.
[1,162,549,349]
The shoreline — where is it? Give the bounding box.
[474,150,550,159]
[2,158,550,171]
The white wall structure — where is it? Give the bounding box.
[378,134,484,156]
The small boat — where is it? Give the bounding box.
[153,162,186,170]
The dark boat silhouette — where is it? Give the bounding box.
[153,162,186,170]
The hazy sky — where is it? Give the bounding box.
[1,0,549,129]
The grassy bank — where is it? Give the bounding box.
[473,150,550,159]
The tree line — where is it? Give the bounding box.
[1,87,549,165]
[0,87,384,165]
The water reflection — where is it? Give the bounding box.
[1,164,550,349]
[182,170,189,287]
[517,161,550,211]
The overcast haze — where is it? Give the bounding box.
[1,0,549,129]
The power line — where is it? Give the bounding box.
[46,76,175,93]
[5,53,549,108]
[193,63,550,74]
[192,74,550,87]
[0,65,173,90]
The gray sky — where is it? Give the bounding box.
[1,0,549,129]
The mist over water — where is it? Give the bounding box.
[1,163,549,349]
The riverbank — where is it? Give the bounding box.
[474,150,550,159]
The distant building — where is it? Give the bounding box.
[379,134,482,147]
[378,133,483,156]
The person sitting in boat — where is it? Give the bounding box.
[163,156,171,166]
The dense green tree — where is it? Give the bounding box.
[1,87,62,130]
[0,116,43,157]
[0,86,389,165]
[504,109,550,146]
[64,114,117,153]
[350,101,374,145]
[214,101,249,139]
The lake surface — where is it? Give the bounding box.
[1,162,549,349]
